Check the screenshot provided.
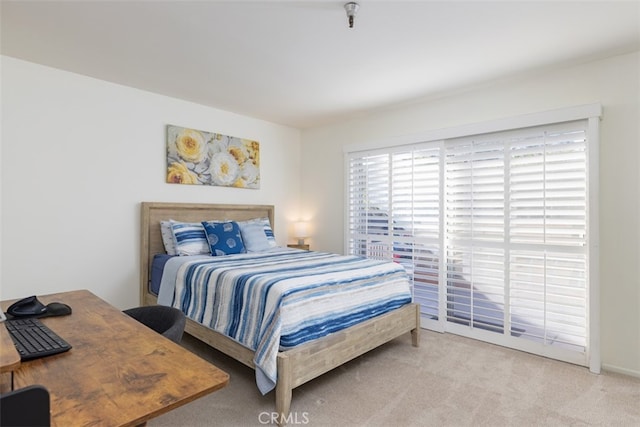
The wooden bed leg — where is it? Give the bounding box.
[275,353,292,426]
[411,304,420,347]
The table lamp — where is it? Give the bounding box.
[293,221,309,246]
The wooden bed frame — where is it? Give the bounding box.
[140,202,420,423]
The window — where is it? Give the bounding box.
[345,105,600,371]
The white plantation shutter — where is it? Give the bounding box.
[507,122,588,351]
[346,106,599,371]
[445,135,506,333]
[347,152,390,258]
[410,148,441,319]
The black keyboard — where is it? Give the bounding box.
[5,317,72,361]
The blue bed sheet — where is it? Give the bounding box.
[149,254,176,295]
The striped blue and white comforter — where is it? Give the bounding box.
[157,248,412,394]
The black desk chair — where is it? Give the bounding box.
[0,384,50,427]
[123,305,186,344]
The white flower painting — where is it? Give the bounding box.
[166,124,260,189]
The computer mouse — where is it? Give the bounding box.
[45,302,72,316]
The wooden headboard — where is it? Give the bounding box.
[139,202,275,304]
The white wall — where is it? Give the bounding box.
[300,51,640,377]
[0,56,302,309]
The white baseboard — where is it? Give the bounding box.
[601,363,640,379]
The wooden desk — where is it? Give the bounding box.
[0,324,21,374]
[1,290,229,427]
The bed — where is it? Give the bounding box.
[140,201,420,423]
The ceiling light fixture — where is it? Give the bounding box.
[344,2,360,29]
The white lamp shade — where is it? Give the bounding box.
[293,221,309,238]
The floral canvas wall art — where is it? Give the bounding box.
[166,125,260,189]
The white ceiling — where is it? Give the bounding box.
[2,1,639,129]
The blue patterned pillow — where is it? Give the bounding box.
[202,221,246,256]
[170,221,210,256]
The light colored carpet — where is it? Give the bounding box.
[150,330,640,426]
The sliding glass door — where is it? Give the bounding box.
[346,109,599,371]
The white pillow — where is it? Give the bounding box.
[160,220,178,255]
[238,221,271,252]
[170,220,210,256]
[237,217,277,248]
